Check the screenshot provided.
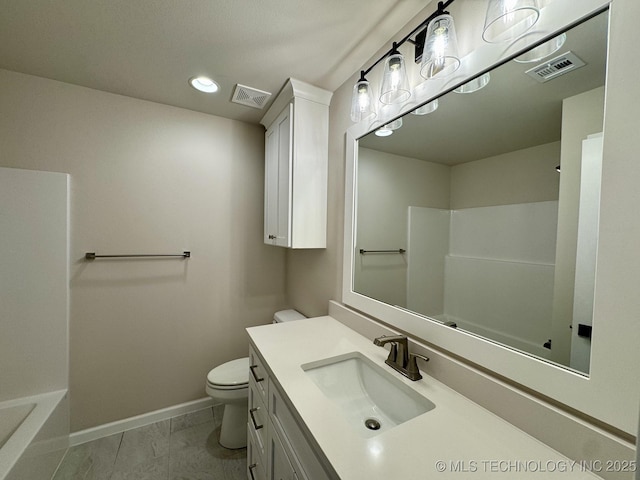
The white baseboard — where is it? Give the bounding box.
[69,397,217,447]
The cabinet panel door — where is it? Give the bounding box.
[264,103,293,247]
[264,123,279,245]
[269,430,296,480]
[275,104,292,247]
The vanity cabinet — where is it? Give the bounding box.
[247,345,333,480]
[260,78,332,249]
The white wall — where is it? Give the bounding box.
[355,148,449,307]
[0,167,69,401]
[0,69,287,431]
[551,86,605,366]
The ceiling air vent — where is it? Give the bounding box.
[231,84,272,109]
[525,51,586,83]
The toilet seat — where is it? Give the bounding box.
[206,357,249,390]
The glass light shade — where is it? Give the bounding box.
[375,118,403,136]
[420,14,461,79]
[411,99,439,115]
[514,33,567,63]
[454,73,491,94]
[350,80,376,122]
[379,53,411,105]
[482,0,540,44]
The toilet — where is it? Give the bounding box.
[205,309,306,449]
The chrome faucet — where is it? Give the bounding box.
[373,334,429,381]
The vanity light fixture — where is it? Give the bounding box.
[454,72,491,93]
[380,44,411,105]
[189,76,219,93]
[349,0,456,122]
[411,98,439,115]
[482,0,540,44]
[350,71,376,122]
[420,10,461,79]
[514,33,567,63]
[375,118,403,137]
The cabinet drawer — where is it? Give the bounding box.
[249,346,269,403]
[247,424,267,480]
[248,377,268,463]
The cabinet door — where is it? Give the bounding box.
[269,430,297,480]
[264,104,293,247]
[247,425,267,480]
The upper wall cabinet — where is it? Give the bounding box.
[260,78,332,249]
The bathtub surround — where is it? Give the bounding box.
[0,68,288,432]
[0,167,69,402]
[0,167,70,480]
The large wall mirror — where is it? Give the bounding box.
[343,0,627,430]
[353,9,608,375]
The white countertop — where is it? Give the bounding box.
[247,316,602,479]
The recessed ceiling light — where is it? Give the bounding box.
[189,76,219,93]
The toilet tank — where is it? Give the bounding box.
[273,309,306,324]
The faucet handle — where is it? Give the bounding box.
[406,352,430,380]
[387,343,398,364]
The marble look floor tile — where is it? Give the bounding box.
[113,420,170,471]
[169,446,226,480]
[171,408,213,434]
[110,454,169,480]
[221,454,247,480]
[52,433,122,480]
[170,421,217,452]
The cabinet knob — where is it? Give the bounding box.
[268,234,276,239]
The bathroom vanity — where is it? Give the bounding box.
[247,316,604,479]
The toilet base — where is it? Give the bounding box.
[219,403,248,449]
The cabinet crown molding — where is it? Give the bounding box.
[260,78,333,128]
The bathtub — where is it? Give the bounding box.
[0,390,68,480]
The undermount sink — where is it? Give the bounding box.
[301,352,435,436]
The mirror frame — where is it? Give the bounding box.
[342,0,629,432]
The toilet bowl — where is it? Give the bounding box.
[205,309,306,449]
[206,357,250,449]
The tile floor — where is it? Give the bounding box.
[52,405,246,480]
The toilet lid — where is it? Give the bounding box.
[207,357,249,387]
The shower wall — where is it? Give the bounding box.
[0,166,69,401]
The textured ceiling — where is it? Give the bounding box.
[0,0,430,124]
